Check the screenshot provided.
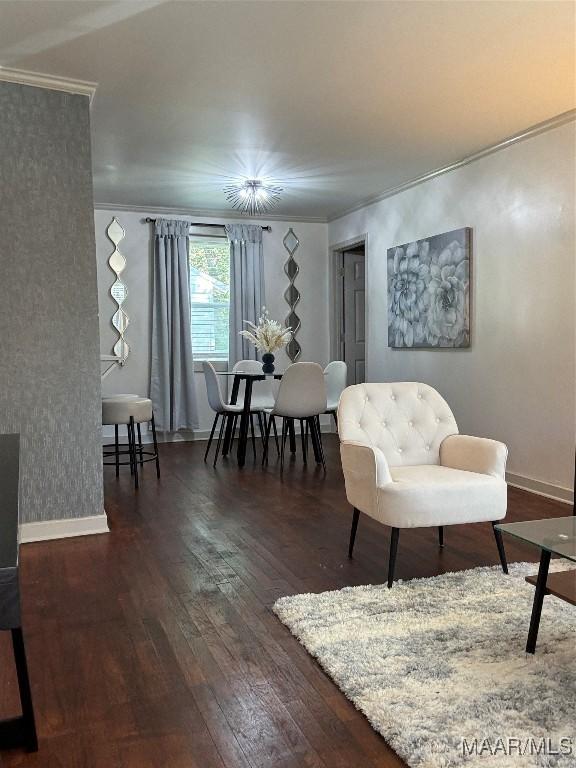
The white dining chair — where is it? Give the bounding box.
[324,361,347,426]
[263,362,327,472]
[203,362,243,466]
[339,382,509,587]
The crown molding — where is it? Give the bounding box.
[0,66,97,102]
[327,109,576,223]
[94,201,327,224]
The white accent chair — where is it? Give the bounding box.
[338,382,508,587]
[203,362,243,466]
[324,361,347,427]
[263,362,327,471]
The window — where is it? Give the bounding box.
[188,237,230,361]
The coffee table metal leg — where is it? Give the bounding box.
[526,549,551,654]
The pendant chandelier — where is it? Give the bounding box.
[223,178,283,216]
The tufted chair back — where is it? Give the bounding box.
[338,382,458,467]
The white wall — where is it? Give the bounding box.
[95,209,330,434]
[328,122,575,496]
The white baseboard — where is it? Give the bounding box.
[506,472,573,505]
[20,514,109,544]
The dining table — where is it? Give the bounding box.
[217,370,324,468]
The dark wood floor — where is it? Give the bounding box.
[0,436,570,768]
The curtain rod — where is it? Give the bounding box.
[144,217,271,232]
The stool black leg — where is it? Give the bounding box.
[300,419,307,464]
[127,423,135,476]
[137,423,144,466]
[129,416,139,489]
[114,424,120,478]
[11,628,38,753]
[151,413,161,478]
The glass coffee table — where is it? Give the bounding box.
[496,516,576,653]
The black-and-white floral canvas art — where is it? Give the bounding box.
[387,227,471,348]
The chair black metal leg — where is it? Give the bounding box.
[288,419,297,454]
[114,424,120,478]
[257,411,265,439]
[387,528,400,588]
[137,423,144,466]
[526,548,551,653]
[129,416,139,489]
[300,419,307,464]
[280,418,287,474]
[213,413,227,467]
[271,416,280,455]
[250,413,256,459]
[491,521,509,574]
[11,628,38,753]
[438,526,444,547]
[310,416,326,471]
[231,414,238,446]
[262,413,273,465]
[204,413,219,462]
[151,413,161,478]
[348,508,360,558]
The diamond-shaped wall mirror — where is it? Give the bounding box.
[107,217,129,365]
[283,228,301,362]
[283,229,299,255]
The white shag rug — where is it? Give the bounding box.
[273,563,576,768]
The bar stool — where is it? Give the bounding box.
[102,396,160,489]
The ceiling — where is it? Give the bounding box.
[0,1,574,220]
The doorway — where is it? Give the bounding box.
[332,241,366,386]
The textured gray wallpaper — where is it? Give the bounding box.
[0,82,103,523]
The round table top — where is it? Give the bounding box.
[217,370,283,378]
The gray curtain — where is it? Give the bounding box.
[150,218,199,431]
[226,223,265,366]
